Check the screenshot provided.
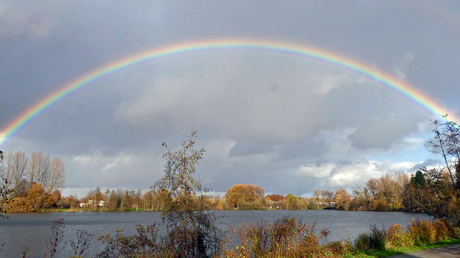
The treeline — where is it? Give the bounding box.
[8,170,452,214]
[0,151,66,212]
[88,164,452,215]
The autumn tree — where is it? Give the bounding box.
[142,190,154,210]
[120,190,132,211]
[286,193,300,210]
[5,183,54,212]
[106,189,119,211]
[153,130,222,257]
[225,184,244,208]
[225,184,265,208]
[266,194,286,202]
[334,188,352,210]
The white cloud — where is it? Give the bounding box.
[310,72,354,95]
[296,163,335,178]
[328,160,417,188]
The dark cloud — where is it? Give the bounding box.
[273,139,328,162]
[409,159,443,172]
[348,116,420,150]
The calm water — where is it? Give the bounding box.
[0,210,429,257]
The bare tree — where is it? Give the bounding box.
[27,152,51,188]
[9,151,28,192]
[1,151,28,196]
[47,157,66,193]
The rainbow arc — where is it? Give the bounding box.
[0,39,453,147]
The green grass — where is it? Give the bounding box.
[346,238,460,258]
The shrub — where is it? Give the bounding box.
[223,216,330,257]
[354,224,385,251]
[408,219,454,245]
[385,224,411,248]
[97,224,160,257]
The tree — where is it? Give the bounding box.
[7,151,28,196]
[225,184,265,208]
[429,117,460,184]
[106,189,119,211]
[142,190,154,210]
[153,130,222,257]
[225,184,245,208]
[408,116,460,224]
[335,188,352,210]
[0,151,12,214]
[120,190,132,211]
[47,158,66,193]
[412,171,426,188]
[1,151,28,198]
[27,152,50,188]
[286,193,300,210]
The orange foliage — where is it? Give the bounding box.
[266,194,287,202]
[5,183,54,212]
[225,184,265,208]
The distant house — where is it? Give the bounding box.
[79,200,106,208]
[316,201,337,208]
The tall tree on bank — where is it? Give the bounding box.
[404,116,460,225]
[153,130,222,257]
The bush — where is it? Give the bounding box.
[354,225,386,251]
[97,224,160,257]
[408,219,454,245]
[385,224,412,248]
[223,216,331,257]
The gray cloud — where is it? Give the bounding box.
[347,116,420,150]
[229,142,275,158]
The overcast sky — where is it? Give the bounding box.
[1,0,460,198]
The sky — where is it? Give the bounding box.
[1,0,460,198]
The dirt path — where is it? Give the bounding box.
[388,244,460,258]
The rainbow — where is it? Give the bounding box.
[0,39,453,147]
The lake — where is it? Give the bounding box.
[0,210,430,257]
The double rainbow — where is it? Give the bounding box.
[0,39,452,147]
